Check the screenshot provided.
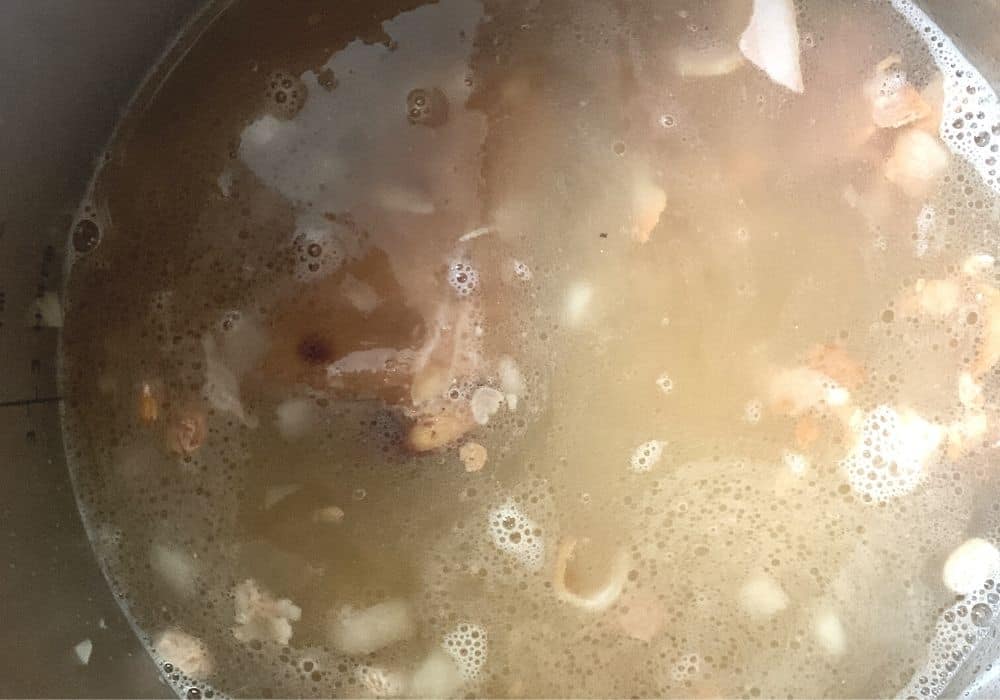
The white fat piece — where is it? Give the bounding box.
[739,0,804,94]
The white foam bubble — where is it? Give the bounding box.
[448,260,479,297]
[669,652,701,682]
[782,450,809,475]
[442,622,488,683]
[891,0,1000,195]
[914,203,935,257]
[743,398,763,424]
[629,439,667,473]
[512,259,533,281]
[290,215,346,282]
[487,501,545,571]
[900,577,999,697]
[655,372,674,395]
[841,405,943,503]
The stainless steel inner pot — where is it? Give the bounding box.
[0,1,998,696]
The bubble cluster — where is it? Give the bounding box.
[629,439,666,473]
[841,405,943,503]
[72,218,101,253]
[265,70,307,118]
[442,622,488,683]
[781,450,809,475]
[890,0,1000,194]
[655,372,674,394]
[290,218,346,281]
[487,500,545,571]
[669,652,701,683]
[406,87,450,127]
[900,570,1000,698]
[512,259,533,281]
[743,399,763,424]
[447,260,479,296]
[658,114,677,129]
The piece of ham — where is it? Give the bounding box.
[864,55,931,129]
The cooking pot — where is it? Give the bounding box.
[0,1,998,697]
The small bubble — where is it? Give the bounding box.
[512,260,532,281]
[406,87,449,127]
[743,399,763,423]
[352,488,367,501]
[975,132,991,147]
[317,68,338,91]
[613,141,627,156]
[187,688,202,700]
[656,372,674,394]
[658,114,676,129]
[72,219,101,253]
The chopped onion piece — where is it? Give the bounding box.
[739,0,804,94]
